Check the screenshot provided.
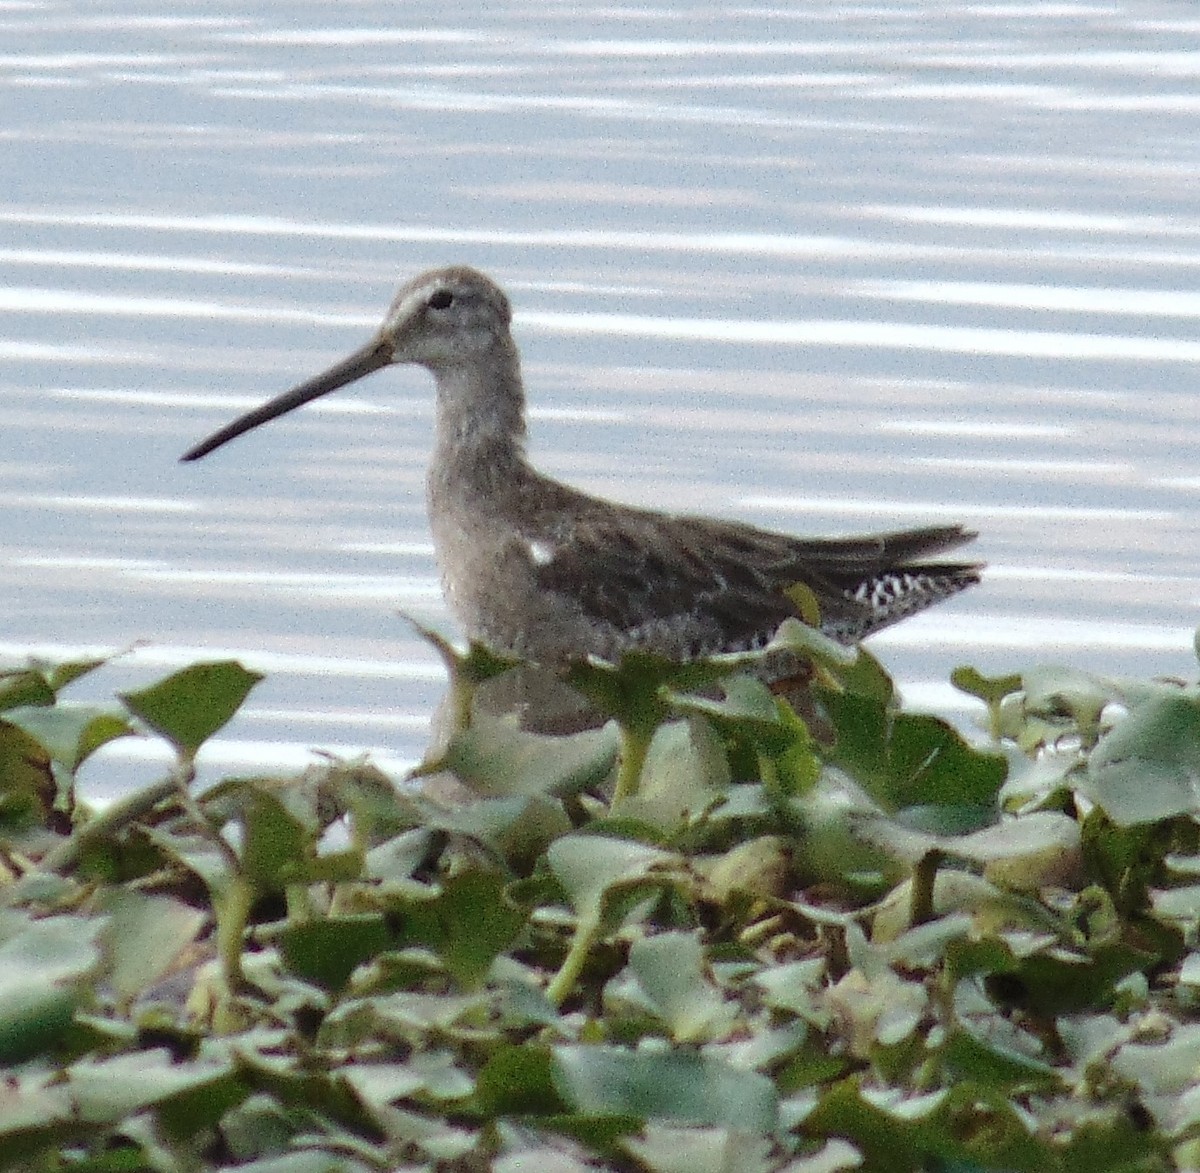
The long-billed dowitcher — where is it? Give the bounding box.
[182,266,980,669]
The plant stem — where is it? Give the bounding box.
[546,912,600,1006]
[612,723,652,803]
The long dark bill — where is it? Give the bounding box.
[180,336,393,462]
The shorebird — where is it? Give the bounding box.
[182,266,980,672]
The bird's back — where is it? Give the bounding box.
[435,462,980,665]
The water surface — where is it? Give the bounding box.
[3,1,1200,797]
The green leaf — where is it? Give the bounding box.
[5,704,134,773]
[886,712,1007,809]
[666,674,792,755]
[236,785,312,889]
[475,1044,568,1115]
[947,933,1155,1016]
[43,657,109,692]
[1023,664,1117,747]
[951,665,1023,708]
[1084,692,1200,825]
[766,617,858,670]
[821,688,1006,812]
[622,1123,778,1173]
[0,669,55,712]
[552,1045,778,1131]
[279,915,393,993]
[624,931,738,1043]
[438,712,618,798]
[66,1048,238,1125]
[952,664,1024,742]
[100,890,207,1003]
[120,661,263,757]
[616,718,729,829]
[547,835,677,924]
[0,720,55,828]
[395,870,527,989]
[0,913,103,1063]
[941,1026,1060,1093]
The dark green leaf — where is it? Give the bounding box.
[396,870,527,989]
[279,915,393,993]
[0,670,55,712]
[475,1044,568,1115]
[120,661,263,757]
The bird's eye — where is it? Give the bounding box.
[428,289,454,310]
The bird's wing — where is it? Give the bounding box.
[530,508,885,655]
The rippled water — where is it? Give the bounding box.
[4,2,1200,798]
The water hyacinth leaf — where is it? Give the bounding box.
[819,691,890,790]
[951,665,1023,710]
[0,720,55,827]
[955,810,1082,890]
[616,718,729,829]
[952,664,1023,741]
[156,1069,254,1141]
[66,1048,238,1125]
[665,674,790,752]
[4,704,134,773]
[962,939,1155,1016]
[475,1043,569,1115]
[547,835,678,923]
[826,641,894,705]
[194,1094,293,1163]
[0,1075,74,1157]
[565,655,672,735]
[802,1080,929,1171]
[701,835,790,904]
[42,657,109,692]
[1084,692,1200,825]
[144,827,236,895]
[412,619,519,688]
[767,617,858,670]
[941,1027,1060,1093]
[0,669,56,711]
[120,661,263,758]
[233,785,314,890]
[279,915,393,993]
[343,1057,472,1122]
[625,931,738,1043]
[101,890,207,1003]
[669,677,822,794]
[546,836,686,1003]
[394,870,526,989]
[322,759,424,847]
[937,1083,1062,1171]
[552,1045,777,1131]
[439,712,618,798]
[886,713,1007,809]
[622,1123,776,1173]
[1022,664,1117,746]
[0,913,103,1064]
[567,650,751,738]
[1110,1022,1200,1101]
[1055,1115,1175,1173]
[822,687,1006,812]
[763,699,823,795]
[442,793,572,873]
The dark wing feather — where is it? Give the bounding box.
[531,496,978,655]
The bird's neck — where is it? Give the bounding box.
[429,338,534,497]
